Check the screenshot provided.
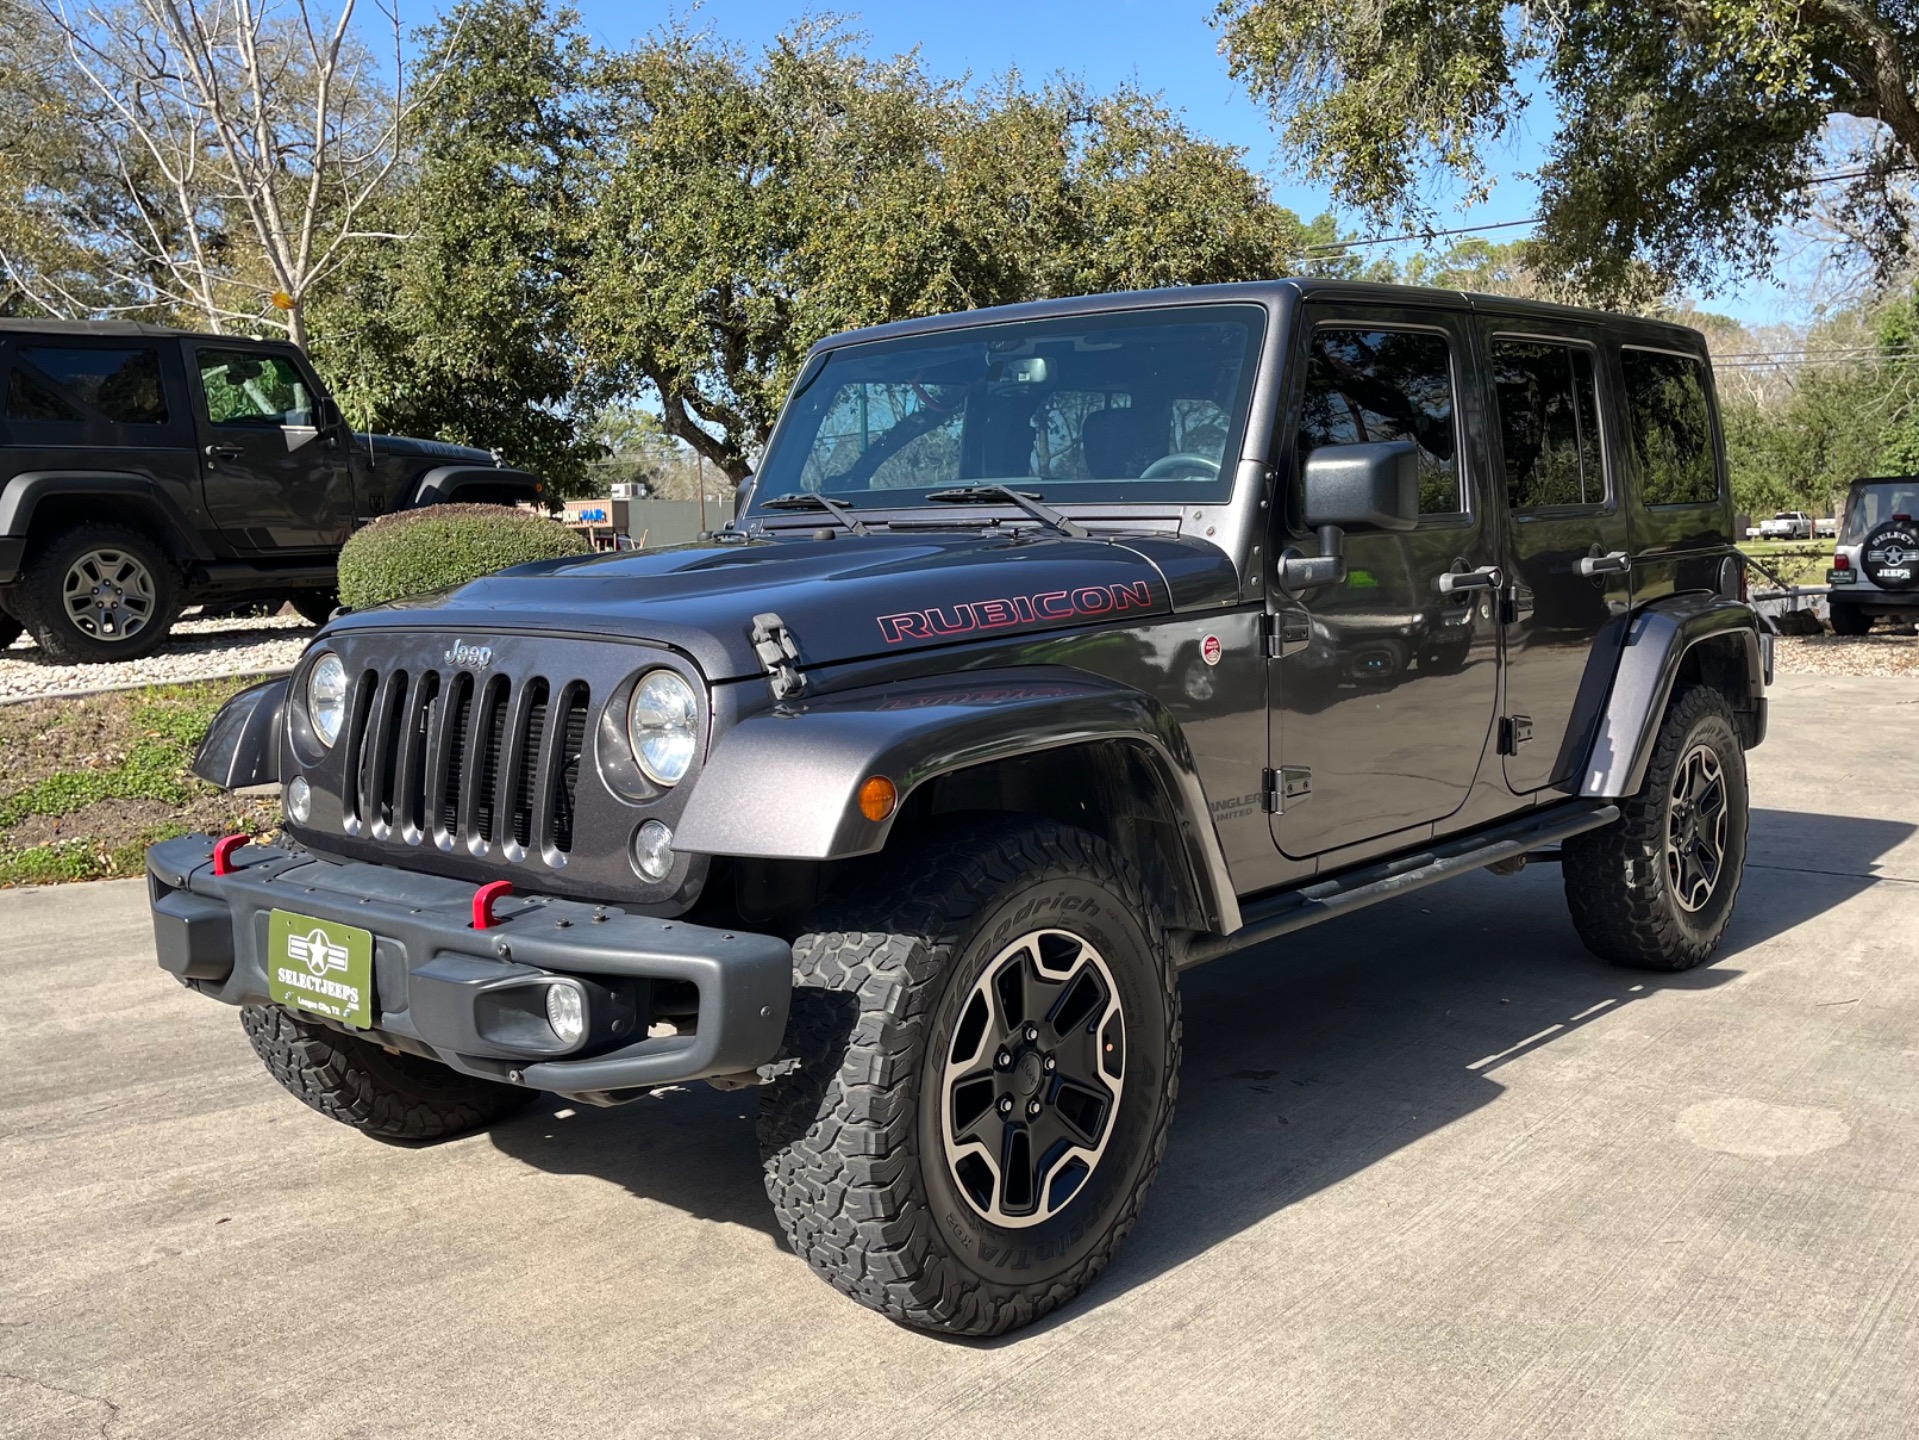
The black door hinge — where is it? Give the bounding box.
[1261,610,1309,659]
[1262,767,1311,814]
[1499,715,1534,754]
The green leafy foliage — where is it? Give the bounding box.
[308,0,607,494]
[337,503,590,610]
[581,20,1329,481]
[1215,0,1919,301]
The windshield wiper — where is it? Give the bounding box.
[758,491,870,535]
[925,485,1086,538]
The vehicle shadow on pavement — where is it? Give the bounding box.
[486,806,1910,1336]
[487,1082,783,1240]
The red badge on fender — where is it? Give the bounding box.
[1201,635,1222,666]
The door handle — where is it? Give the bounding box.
[1437,565,1503,595]
[1577,550,1632,577]
[205,444,243,462]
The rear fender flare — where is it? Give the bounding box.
[673,669,1243,933]
[1578,594,1767,799]
[0,470,213,561]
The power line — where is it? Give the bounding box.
[1303,163,1919,256]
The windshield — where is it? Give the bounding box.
[1841,480,1919,543]
[751,305,1265,514]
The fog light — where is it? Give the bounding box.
[545,982,585,1046]
[633,820,674,881]
[285,775,311,824]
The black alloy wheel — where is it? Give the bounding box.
[940,928,1126,1227]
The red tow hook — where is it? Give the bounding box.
[212,833,250,877]
[472,879,515,930]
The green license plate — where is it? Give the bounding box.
[267,910,374,1029]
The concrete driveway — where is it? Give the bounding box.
[4,673,1917,1439]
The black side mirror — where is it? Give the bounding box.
[734,475,755,521]
[313,395,342,431]
[1279,440,1421,590]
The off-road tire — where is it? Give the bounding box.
[289,589,338,626]
[240,1004,538,1141]
[758,818,1180,1336]
[1828,603,1873,636]
[16,522,181,663]
[1562,684,1749,971]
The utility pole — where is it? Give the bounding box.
[696,450,707,533]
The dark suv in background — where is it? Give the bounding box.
[0,321,543,661]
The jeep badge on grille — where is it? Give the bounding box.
[444,640,494,669]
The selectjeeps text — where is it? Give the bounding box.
[149,281,1770,1336]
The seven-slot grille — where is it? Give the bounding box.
[340,665,591,864]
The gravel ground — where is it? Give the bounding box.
[0,612,315,704]
[1775,631,1919,677]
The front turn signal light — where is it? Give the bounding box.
[858,775,897,822]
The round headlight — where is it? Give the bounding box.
[308,652,347,747]
[627,669,697,786]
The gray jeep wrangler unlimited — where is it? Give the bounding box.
[0,321,542,661]
[148,282,1768,1336]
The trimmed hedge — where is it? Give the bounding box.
[338,504,590,610]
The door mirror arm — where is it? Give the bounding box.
[1277,526,1348,591]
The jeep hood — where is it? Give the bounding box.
[326,529,1239,681]
[355,432,497,466]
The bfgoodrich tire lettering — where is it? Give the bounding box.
[1562,684,1749,970]
[240,1004,538,1141]
[758,819,1180,1336]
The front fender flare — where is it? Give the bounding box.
[674,669,1242,933]
[1579,593,1767,799]
[408,466,542,507]
[191,676,287,790]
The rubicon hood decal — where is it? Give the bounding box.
[878,581,1155,643]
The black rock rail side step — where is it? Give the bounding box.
[1177,800,1621,968]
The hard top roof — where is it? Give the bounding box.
[808,278,1709,356]
[0,317,292,343]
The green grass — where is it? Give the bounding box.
[0,677,276,887]
[1741,541,1831,588]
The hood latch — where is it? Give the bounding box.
[751,612,806,700]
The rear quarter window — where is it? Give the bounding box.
[5,345,170,427]
[1621,348,1719,506]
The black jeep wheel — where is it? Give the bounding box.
[241,1005,538,1141]
[1829,602,1873,636]
[1562,684,1749,971]
[759,818,1180,1336]
[289,589,338,626]
[17,522,181,663]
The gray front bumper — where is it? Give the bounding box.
[147,836,793,1096]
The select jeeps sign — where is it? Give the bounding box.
[1862,521,1919,592]
[267,910,374,1029]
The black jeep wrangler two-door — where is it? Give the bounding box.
[0,320,542,660]
[150,281,1768,1336]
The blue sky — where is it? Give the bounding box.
[566,1,1798,323]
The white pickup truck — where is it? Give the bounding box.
[1759,511,1816,540]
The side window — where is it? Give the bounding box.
[198,350,315,427]
[5,346,168,425]
[1298,328,1461,515]
[1491,339,1605,508]
[1621,348,1718,506]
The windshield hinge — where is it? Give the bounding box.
[750,612,806,700]
[1262,767,1311,814]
